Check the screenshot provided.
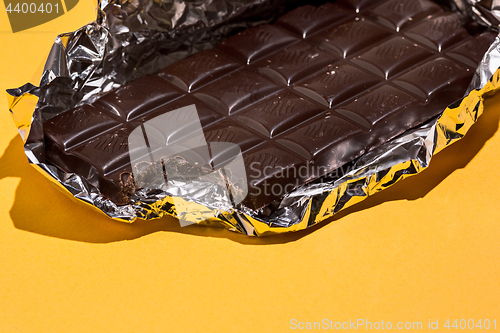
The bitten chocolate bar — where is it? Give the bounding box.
[43,0,496,211]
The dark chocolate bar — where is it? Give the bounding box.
[43,0,496,210]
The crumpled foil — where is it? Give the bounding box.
[7,0,500,236]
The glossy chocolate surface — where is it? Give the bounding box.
[44,0,496,209]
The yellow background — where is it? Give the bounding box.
[1,2,499,332]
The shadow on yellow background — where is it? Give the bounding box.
[1,95,499,245]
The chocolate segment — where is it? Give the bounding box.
[235,90,325,138]
[393,57,473,100]
[255,41,337,85]
[447,31,498,68]
[351,37,433,79]
[158,50,241,92]
[95,75,183,121]
[44,104,121,151]
[309,18,391,58]
[368,0,443,31]
[404,13,470,51]
[193,69,282,115]
[275,2,351,38]
[217,25,297,64]
[43,0,496,210]
[294,62,382,108]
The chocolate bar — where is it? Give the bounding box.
[43,0,496,211]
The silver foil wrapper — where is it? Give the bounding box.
[7,0,500,236]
